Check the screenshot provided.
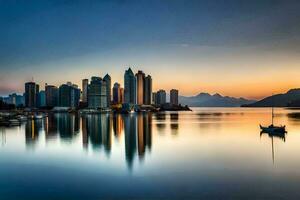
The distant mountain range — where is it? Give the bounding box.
[242,88,300,107]
[179,93,255,107]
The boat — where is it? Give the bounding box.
[260,101,286,133]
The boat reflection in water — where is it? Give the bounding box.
[25,112,153,168]
[260,128,287,164]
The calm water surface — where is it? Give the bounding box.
[1,107,300,199]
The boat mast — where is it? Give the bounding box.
[271,93,274,125]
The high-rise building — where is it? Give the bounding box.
[70,84,80,108]
[45,85,58,107]
[170,89,179,105]
[88,77,107,109]
[103,74,111,107]
[59,84,71,107]
[82,79,88,103]
[152,92,157,105]
[120,88,124,104]
[37,90,46,107]
[113,82,121,104]
[124,68,136,104]
[135,70,145,105]
[59,83,80,108]
[156,90,166,105]
[144,75,152,105]
[25,82,39,108]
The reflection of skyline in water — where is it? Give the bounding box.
[25,119,43,148]
[24,113,152,169]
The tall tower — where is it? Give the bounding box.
[82,79,88,103]
[170,89,179,105]
[103,74,111,107]
[144,75,152,105]
[25,82,39,108]
[124,67,136,104]
[135,70,145,105]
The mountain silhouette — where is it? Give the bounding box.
[179,93,255,107]
[242,88,300,107]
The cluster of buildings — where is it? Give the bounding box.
[1,68,179,110]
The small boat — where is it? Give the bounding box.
[260,124,286,133]
[260,99,286,133]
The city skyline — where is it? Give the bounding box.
[1,1,300,99]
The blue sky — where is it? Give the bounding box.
[1,0,300,99]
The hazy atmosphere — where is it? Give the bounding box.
[1,0,300,99]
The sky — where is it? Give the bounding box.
[1,0,300,100]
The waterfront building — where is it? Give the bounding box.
[45,84,58,107]
[59,84,71,107]
[2,93,24,106]
[37,90,46,107]
[144,75,152,105]
[59,83,80,108]
[120,88,124,103]
[156,90,166,105]
[113,82,121,104]
[170,89,179,105]
[136,70,145,105]
[124,68,136,104]
[25,82,39,108]
[103,74,111,107]
[88,77,107,109]
[82,79,88,103]
[152,92,157,105]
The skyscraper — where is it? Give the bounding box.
[113,82,121,104]
[37,90,46,107]
[103,74,111,107]
[156,89,166,105]
[82,79,88,103]
[124,68,136,104]
[170,89,179,105]
[135,70,145,105]
[152,92,157,105]
[144,75,152,105]
[25,82,39,108]
[59,84,71,107]
[45,85,58,107]
[88,77,107,109]
[59,83,80,108]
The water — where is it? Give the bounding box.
[1,107,300,199]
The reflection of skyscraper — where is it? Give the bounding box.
[137,113,152,159]
[124,68,136,104]
[155,112,167,132]
[58,113,79,140]
[45,113,58,139]
[124,115,137,169]
[25,120,43,148]
[170,113,179,134]
[113,114,124,138]
[25,82,39,108]
[86,114,111,154]
[81,116,88,149]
